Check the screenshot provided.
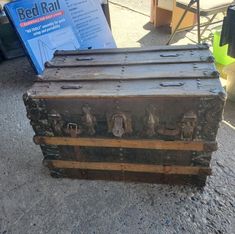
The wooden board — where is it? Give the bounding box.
[42,45,216,82]
[45,160,212,175]
[28,78,224,99]
[43,63,216,81]
[34,136,217,152]
[53,44,208,55]
[154,5,173,27]
[150,0,196,32]
[171,3,196,32]
[49,49,212,67]
[48,168,208,186]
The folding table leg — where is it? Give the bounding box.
[196,0,201,43]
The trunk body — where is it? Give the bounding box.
[24,45,226,186]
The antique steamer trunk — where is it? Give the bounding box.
[23,44,226,186]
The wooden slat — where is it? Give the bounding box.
[49,50,212,67]
[45,160,212,175]
[47,59,208,68]
[54,44,209,56]
[48,168,208,186]
[34,136,217,152]
[28,79,223,99]
[28,92,217,100]
[43,63,216,81]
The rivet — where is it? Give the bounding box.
[211,71,220,78]
[207,56,215,63]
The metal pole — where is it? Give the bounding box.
[196,0,201,43]
[200,13,217,37]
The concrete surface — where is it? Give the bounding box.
[0,1,235,233]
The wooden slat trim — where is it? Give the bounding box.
[34,136,217,152]
[29,94,217,100]
[46,58,212,68]
[54,44,209,56]
[42,74,215,82]
[45,160,212,175]
[42,64,218,81]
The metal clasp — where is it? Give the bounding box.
[112,114,126,138]
[108,112,133,138]
[66,123,80,137]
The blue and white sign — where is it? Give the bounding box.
[5,0,116,74]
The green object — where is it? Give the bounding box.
[213,31,235,65]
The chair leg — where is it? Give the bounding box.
[196,0,201,43]
[200,13,218,37]
[166,0,197,45]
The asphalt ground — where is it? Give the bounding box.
[0,1,234,233]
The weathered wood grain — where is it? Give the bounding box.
[54,44,209,56]
[43,63,216,81]
[34,136,217,152]
[48,168,208,186]
[45,160,212,175]
[49,50,212,67]
[28,78,223,99]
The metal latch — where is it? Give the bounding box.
[160,54,179,57]
[76,57,93,61]
[160,82,185,87]
[112,113,127,138]
[61,85,83,90]
[107,112,133,138]
[65,123,81,137]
